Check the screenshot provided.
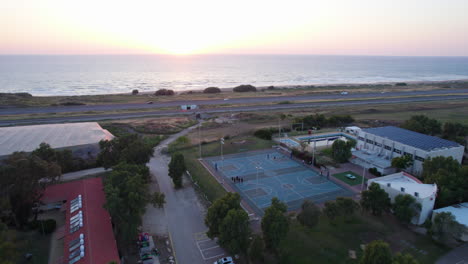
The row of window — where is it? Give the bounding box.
[359,138,425,162]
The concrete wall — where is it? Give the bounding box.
[368,180,436,225]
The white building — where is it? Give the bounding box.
[0,122,114,159]
[367,172,437,225]
[352,126,464,175]
[432,203,468,242]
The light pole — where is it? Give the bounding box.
[198,122,202,159]
[361,161,367,193]
[256,165,262,196]
[220,137,225,184]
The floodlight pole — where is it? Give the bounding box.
[220,138,224,184]
[361,162,366,193]
[198,122,202,159]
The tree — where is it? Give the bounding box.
[154,89,175,96]
[150,192,166,208]
[261,198,289,250]
[393,194,421,224]
[392,253,419,264]
[98,134,154,168]
[442,122,468,145]
[168,153,186,188]
[254,128,273,140]
[297,200,320,228]
[324,201,340,221]
[248,235,265,263]
[422,156,467,208]
[401,115,441,136]
[205,193,241,238]
[391,154,414,171]
[103,162,160,243]
[431,212,465,244]
[331,139,356,163]
[218,209,251,254]
[132,89,139,95]
[0,152,61,227]
[360,183,391,216]
[335,197,360,221]
[360,240,392,264]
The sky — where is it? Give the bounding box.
[1,0,468,56]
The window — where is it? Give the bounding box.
[375,142,382,147]
[358,136,364,141]
[415,156,425,162]
[404,152,413,158]
[366,139,374,144]
[393,149,401,154]
[384,145,391,150]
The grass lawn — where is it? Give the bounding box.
[170,135,274,202]
[15,230,51,264]
[333,171,366,186]
[279,213,448,264]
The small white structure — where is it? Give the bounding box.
[432,203,468,242]
[181,104,198,110]
[345,126,361,136]
[354,126,464,175]
[367,171,437,225]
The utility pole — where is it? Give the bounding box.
[220,137,225,184]
[361,162,366,193]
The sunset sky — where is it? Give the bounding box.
[2,0,468,56]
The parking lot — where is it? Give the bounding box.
[194,231,227,263]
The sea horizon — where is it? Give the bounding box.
[1,54,468,96]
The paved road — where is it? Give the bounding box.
[1,94,468,126]
[436,243,468,264]
[145,124,227,264]
[1,89,468,115]
[60,167,109,182]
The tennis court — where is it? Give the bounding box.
[204,149,352,215]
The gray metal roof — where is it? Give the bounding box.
[363,126,461,151]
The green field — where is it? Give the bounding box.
[15,231,51,264]
[279,213,447,264]
[333,171,367,186]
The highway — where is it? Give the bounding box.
[1,93,467,126]
[1,88,468,115]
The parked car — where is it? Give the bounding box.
[340,91,348,95]
[214,257,234,264]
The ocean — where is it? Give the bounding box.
[1,55,468,96]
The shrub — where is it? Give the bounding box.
[38,219,57,234]
[155,89,175,96]
[267,86,275,90]
[368,167,382,177]
[395,82,407,86]
[132,89,139,95]
[254,129,273,140]
[233,84,257,92]
[203,87,221,93]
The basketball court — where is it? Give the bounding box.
[204,149,353,215]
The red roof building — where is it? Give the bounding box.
[42,177,120,264]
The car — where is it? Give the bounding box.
[214,257,234,264]
[223,98,229,101]
[340,91,348,95]
[345,174,356,180]
[147,101,153,104]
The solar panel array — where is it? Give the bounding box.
[69,195,85,264]
[363,126,460,151]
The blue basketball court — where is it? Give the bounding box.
[204,149,352,215]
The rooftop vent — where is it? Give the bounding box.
[401,187,405,192]
[414,192,419,197]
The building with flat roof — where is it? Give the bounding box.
[41,177,120,264]
[432,203,468,241]
[367,171,437,225]
[0,122,114,159]
[352,126,464,175]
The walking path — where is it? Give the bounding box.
[142,123,227,264]
[436,243,468,264]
